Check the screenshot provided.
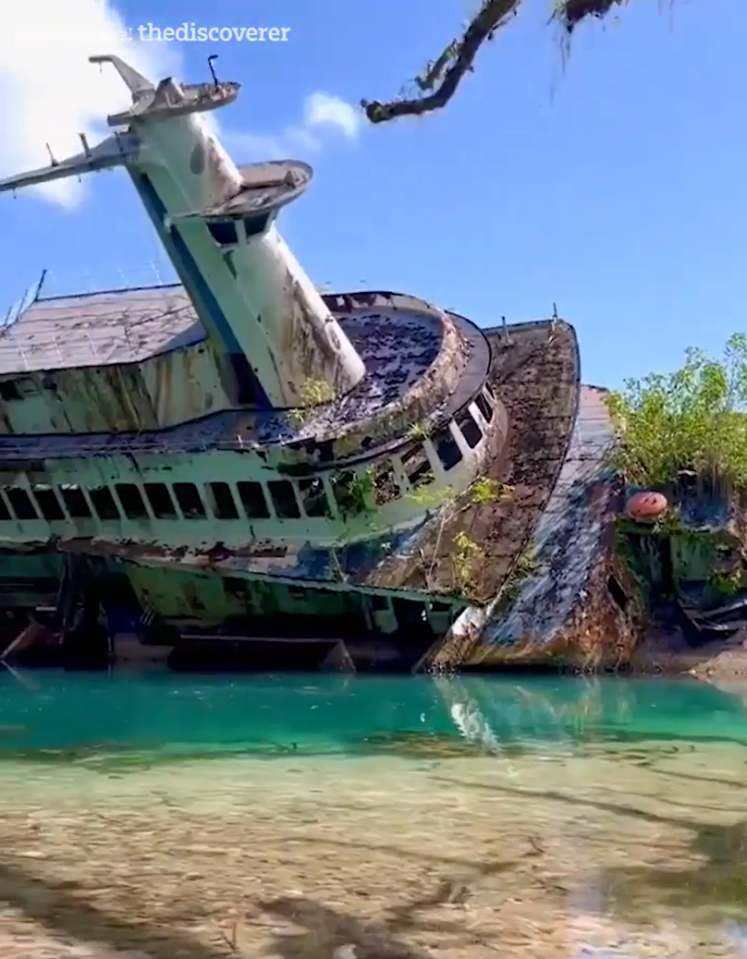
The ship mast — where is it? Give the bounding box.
[0,55,366,410]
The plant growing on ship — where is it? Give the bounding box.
[288,377,335,425]
[333,469,376,519]
[452,530,486,598]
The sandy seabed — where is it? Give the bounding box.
[1,740,747,959]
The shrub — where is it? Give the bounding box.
[604,334,747,488]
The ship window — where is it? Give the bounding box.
[61,486,92,519]
[32,486,65,521]
[115,483,148,520]
[0,494,9,520]
[207,220,238,245]
[144,483,177,519]
[456,410,483,449]
[237,481,270,519]
[298,477,331,518]
[475,393,494,423]
[89,486,120,521]
[268,479,301,519]
[15,378,36,397]
[0,381,19,401]
[332,471,369,517]
[373,463,400,505]
[401,444,434,489]
[244,213,270,238]
[433,427,462,471]
[173,482,206,519]
[6,488,38,520]
[208,481,239,519]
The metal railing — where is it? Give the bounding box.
[35,261,178,301]
[1,270,47,330]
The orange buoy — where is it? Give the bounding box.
[626,490,668,523]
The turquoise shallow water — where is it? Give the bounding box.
[1,670,747,958]
[1,671,747,756]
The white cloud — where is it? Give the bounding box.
[0,0,362,209]
[227,92,363,161]
[304,92,362,140]
[0,0,175,209]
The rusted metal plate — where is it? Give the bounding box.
[483,387,615,648]
[56,523,424,596]
[0,338,231,435]
[421,386,628,669]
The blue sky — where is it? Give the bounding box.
[0,0,744,389]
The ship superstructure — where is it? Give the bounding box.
[0,57,633,671]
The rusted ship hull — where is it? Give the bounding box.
[0,56,643,672]
[0,322,639,672]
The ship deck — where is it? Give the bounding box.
[55,320,582,608]
[0,286,204,373]
[0,287,487,464]
[0,281,584,612]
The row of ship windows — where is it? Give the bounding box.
[0,388,496,526]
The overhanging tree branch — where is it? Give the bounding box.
[362,0,524,124]
[362,0,630,124]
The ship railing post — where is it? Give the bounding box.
[84,332,99,363]
[34,268,47,302]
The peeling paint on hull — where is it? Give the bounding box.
[420,387,641,671]
[0,327,635,671]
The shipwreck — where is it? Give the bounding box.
[0,56,639,671]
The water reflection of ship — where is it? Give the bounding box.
[436,676,633,754]
[0,673,629,762]
[437,676,747,753]
[2,673,747,762]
